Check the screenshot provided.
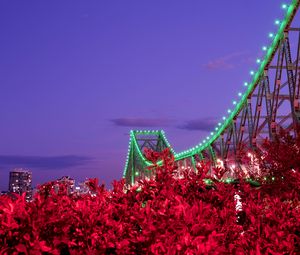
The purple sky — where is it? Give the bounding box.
[0,0,285,190]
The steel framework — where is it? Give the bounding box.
[123,0,300,185]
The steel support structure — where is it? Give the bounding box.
[124,130,173,185]
[123,1,300,184]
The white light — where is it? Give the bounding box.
[275,19,280,25]
[233,101,237,105]
[269,33,274,38]
[234,193,243,212]
[256,58,261,64]
[238,92,242,97]
[227,109,231,113]
[282,4,287,9]
[216,158,224,168]
[222,116,226,120]
[262,46,267,51]
[244,82,248,86]
[250,70,255,75]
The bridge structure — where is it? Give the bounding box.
[123,0,300,185]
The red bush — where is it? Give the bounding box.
[0,131,299,254]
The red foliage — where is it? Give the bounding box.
[0,131,300,254]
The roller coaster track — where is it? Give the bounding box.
[123,0,300,185]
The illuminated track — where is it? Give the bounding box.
[124,0,300,185]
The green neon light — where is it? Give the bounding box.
[123,130,177,177]
[124,0,300,176]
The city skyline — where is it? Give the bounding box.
[0,0,285,190]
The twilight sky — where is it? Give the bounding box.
[0,0,286,190]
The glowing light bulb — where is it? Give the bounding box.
[256,58,261,64]
[215,127,219,131]
[222,116,226,120]
[218,122,222,126]
[238,92,242,97]
[210,132,214,136]
[250,70,255,76]
[275,19,280,25]
[282,4,287,9]
[269,33,274,38]
[227,109,231,113]
[244,82,248,86]
[233,101,237,105]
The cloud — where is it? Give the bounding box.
[203,51,248,70]
[111,118,172,127]
[0,155,92,170]
[178,118,217,131]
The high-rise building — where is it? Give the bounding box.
[55,176,75,194]
[9,169,32,201]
